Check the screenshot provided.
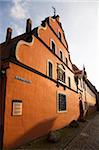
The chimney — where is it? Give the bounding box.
[56,15,60,22]
[6,27,12,42]
[26,18,32,33]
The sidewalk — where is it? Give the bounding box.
[64,112,99,150]
[15,112,98,150]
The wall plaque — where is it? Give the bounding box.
[15,76,32,84]
[12,100,22,116]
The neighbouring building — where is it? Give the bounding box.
[72,64,98,116]
[0,14,98,149]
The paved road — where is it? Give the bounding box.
[64,113,99,150]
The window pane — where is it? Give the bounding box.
[66,58,68,66]
[51,41,55,53]
[58,94,66,111]
[58,32,62,41]
[60,51,63,60]
[68,77,71,88]
[49,62,52,78]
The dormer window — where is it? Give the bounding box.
[50,39,56,54]
[60,50,63,60]
[58,31,62,41]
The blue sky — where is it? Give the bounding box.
[0,0,99,90]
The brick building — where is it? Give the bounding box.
[0,14,98,149]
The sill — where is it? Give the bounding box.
[57,110,67,113]
[58,80,66,86]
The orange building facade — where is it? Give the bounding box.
[0,15,98,149]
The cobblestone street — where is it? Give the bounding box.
[64,112,99,150]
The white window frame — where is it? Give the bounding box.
[47,59,54,79]
[57,91,67,113]
[50,39,57,54]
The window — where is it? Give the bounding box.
[68,77,71,88]
[58,31,62,41]
[48,61,53,78]
[57,93,66,112]
[50,40,56,53]
[57,64,65,83]
[66,58,68,66]
[60,51,63,60]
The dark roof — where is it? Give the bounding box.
[0,27,38,58]
[72,64,79,71]
[0,27,38,70]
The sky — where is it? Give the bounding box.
[0,0,99,90]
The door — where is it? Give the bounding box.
[79,100,84,120]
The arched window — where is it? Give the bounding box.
[50,40,56,54]
[48,60,53,79]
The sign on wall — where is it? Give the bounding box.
[12,100,22,116]
[15,76,32,84]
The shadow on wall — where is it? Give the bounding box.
[7,117,57,149]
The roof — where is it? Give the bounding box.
[72,64,83,74]
[0,28,36,70]
[72,64,98,94]
[0,15,68,65]
[72,64,79,71]
[0,14,70,71]
[86,79,97,94]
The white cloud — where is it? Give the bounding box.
[13,23,24,35]
[10,0,30,20]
